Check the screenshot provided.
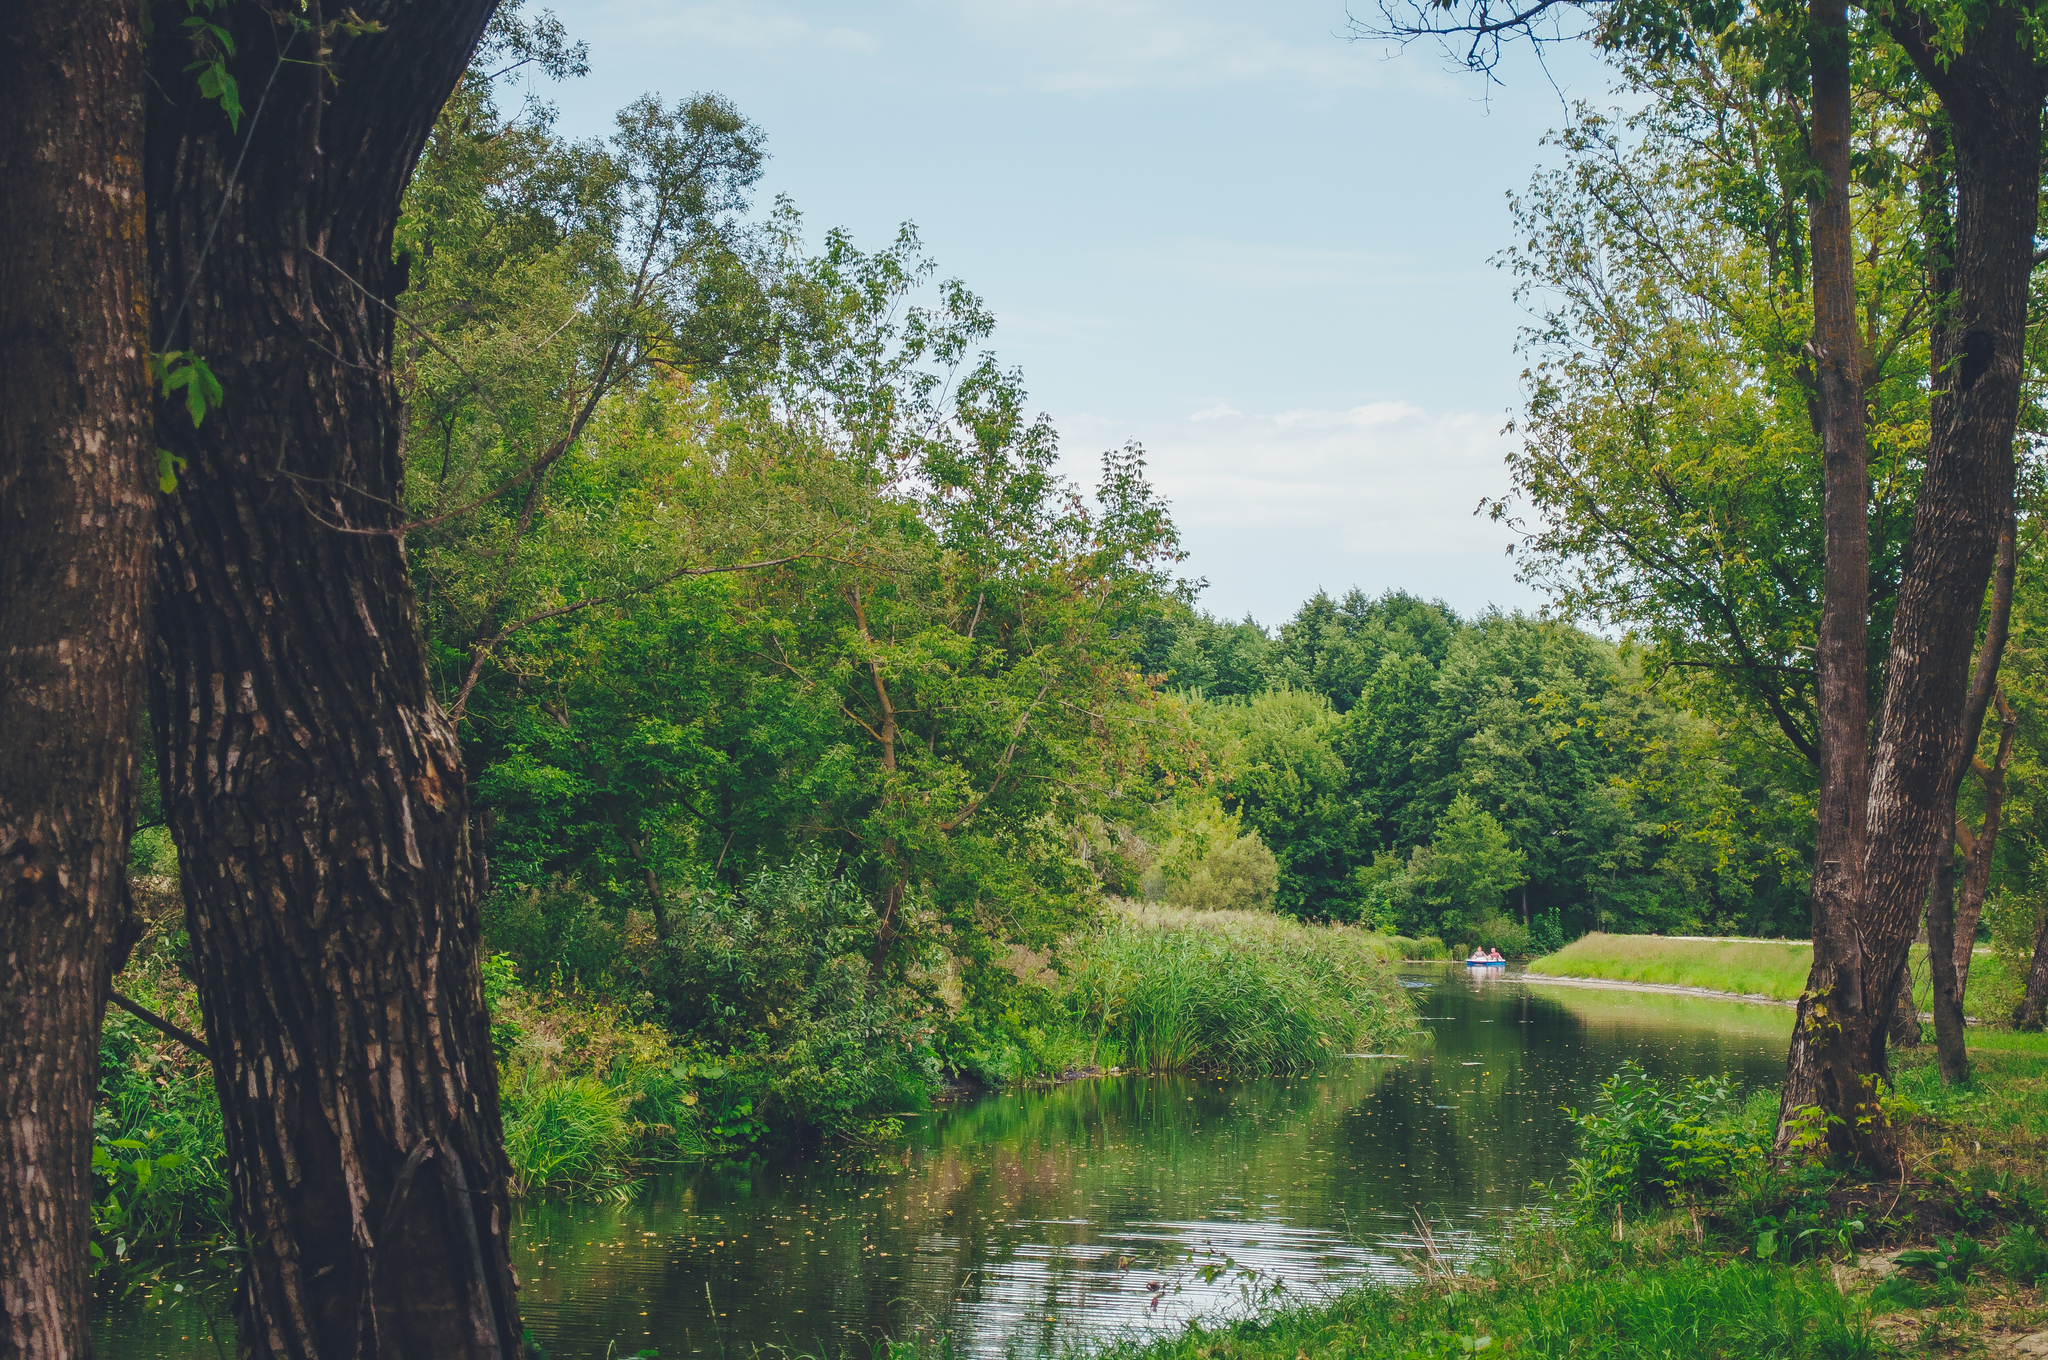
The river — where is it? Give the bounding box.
[98,965,1793,1359]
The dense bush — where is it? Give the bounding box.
[1563,1061,1769,1212]
[488,855,942,1145]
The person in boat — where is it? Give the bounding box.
[1468,945,1493,963]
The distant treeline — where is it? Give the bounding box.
[1129,590,1817,949]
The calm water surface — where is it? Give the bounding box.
[100,967,1793,1358]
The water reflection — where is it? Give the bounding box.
[99,967,1793,1360]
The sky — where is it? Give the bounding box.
[538,0,1621,625]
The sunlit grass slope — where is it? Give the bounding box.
[1529,932,2016,1016]
[1062,905,1415,1075]
[1528,933,1814,999]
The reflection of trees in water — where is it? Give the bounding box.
[504,974,1790,1356]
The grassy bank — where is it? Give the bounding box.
[1529,932,2021,1017]
[1080,1041,2048,1360]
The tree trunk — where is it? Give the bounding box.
[0,2,151,1352]
[1925,825,1969,1082]
[144,5,522,1356]
[1777,0,1888,1169]
[1887,954,1922,1049]
[1859,7,2042,1120]
[1926,553,2014,1086]
[618,824,671,940]
[1950,689,2014,995]
[2018,912,2048,1030]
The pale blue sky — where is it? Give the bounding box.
[539,0,1617,624]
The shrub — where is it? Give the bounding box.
[1474,914,1531,958]
[1564,1061,1765,1213]
[644,856,941,1134]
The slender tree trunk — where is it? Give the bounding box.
[618,825,670,940]
[1926,541,2014,1085]
[0,3,151,1352]
[1925,826,1969,1082]
[144,5,521,1355]
[1929,693,2015,1079]
[1778,0,1889,1168]
[2018,914,2048,1030]
[1861,8,2043,1121]
[1887,954,1922,1049]
[1949,688,2014,991]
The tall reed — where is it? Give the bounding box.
[1063,905,1413,1075]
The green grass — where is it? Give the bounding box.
[1528,933,1818,999]
[1529,932,2018,1016]
[1080,1253,1883,1360]
[1060,905,1416,1075]
[1889,1046,2048,1142]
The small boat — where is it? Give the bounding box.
[1464,957,1507,968]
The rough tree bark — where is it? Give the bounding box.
[1776,0,1888,1168]
[144,4,522,1355]
[1857,7,2043,1108]
[0,3,151,1352]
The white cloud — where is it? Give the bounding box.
[586,1,878,55]
[1062,399,1534,621]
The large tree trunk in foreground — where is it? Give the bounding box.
[1855,8,2042,1115]
[0,3,151,1352]
[1777,0,1887,1168]
[145,4,520,1355]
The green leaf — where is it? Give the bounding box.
[157,449,188,494]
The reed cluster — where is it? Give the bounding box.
[1060,904,1415,1075]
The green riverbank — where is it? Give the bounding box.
[90,902,1415,1292]
[1528,932,2024,1018]
[1077,1040,2048,1360]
